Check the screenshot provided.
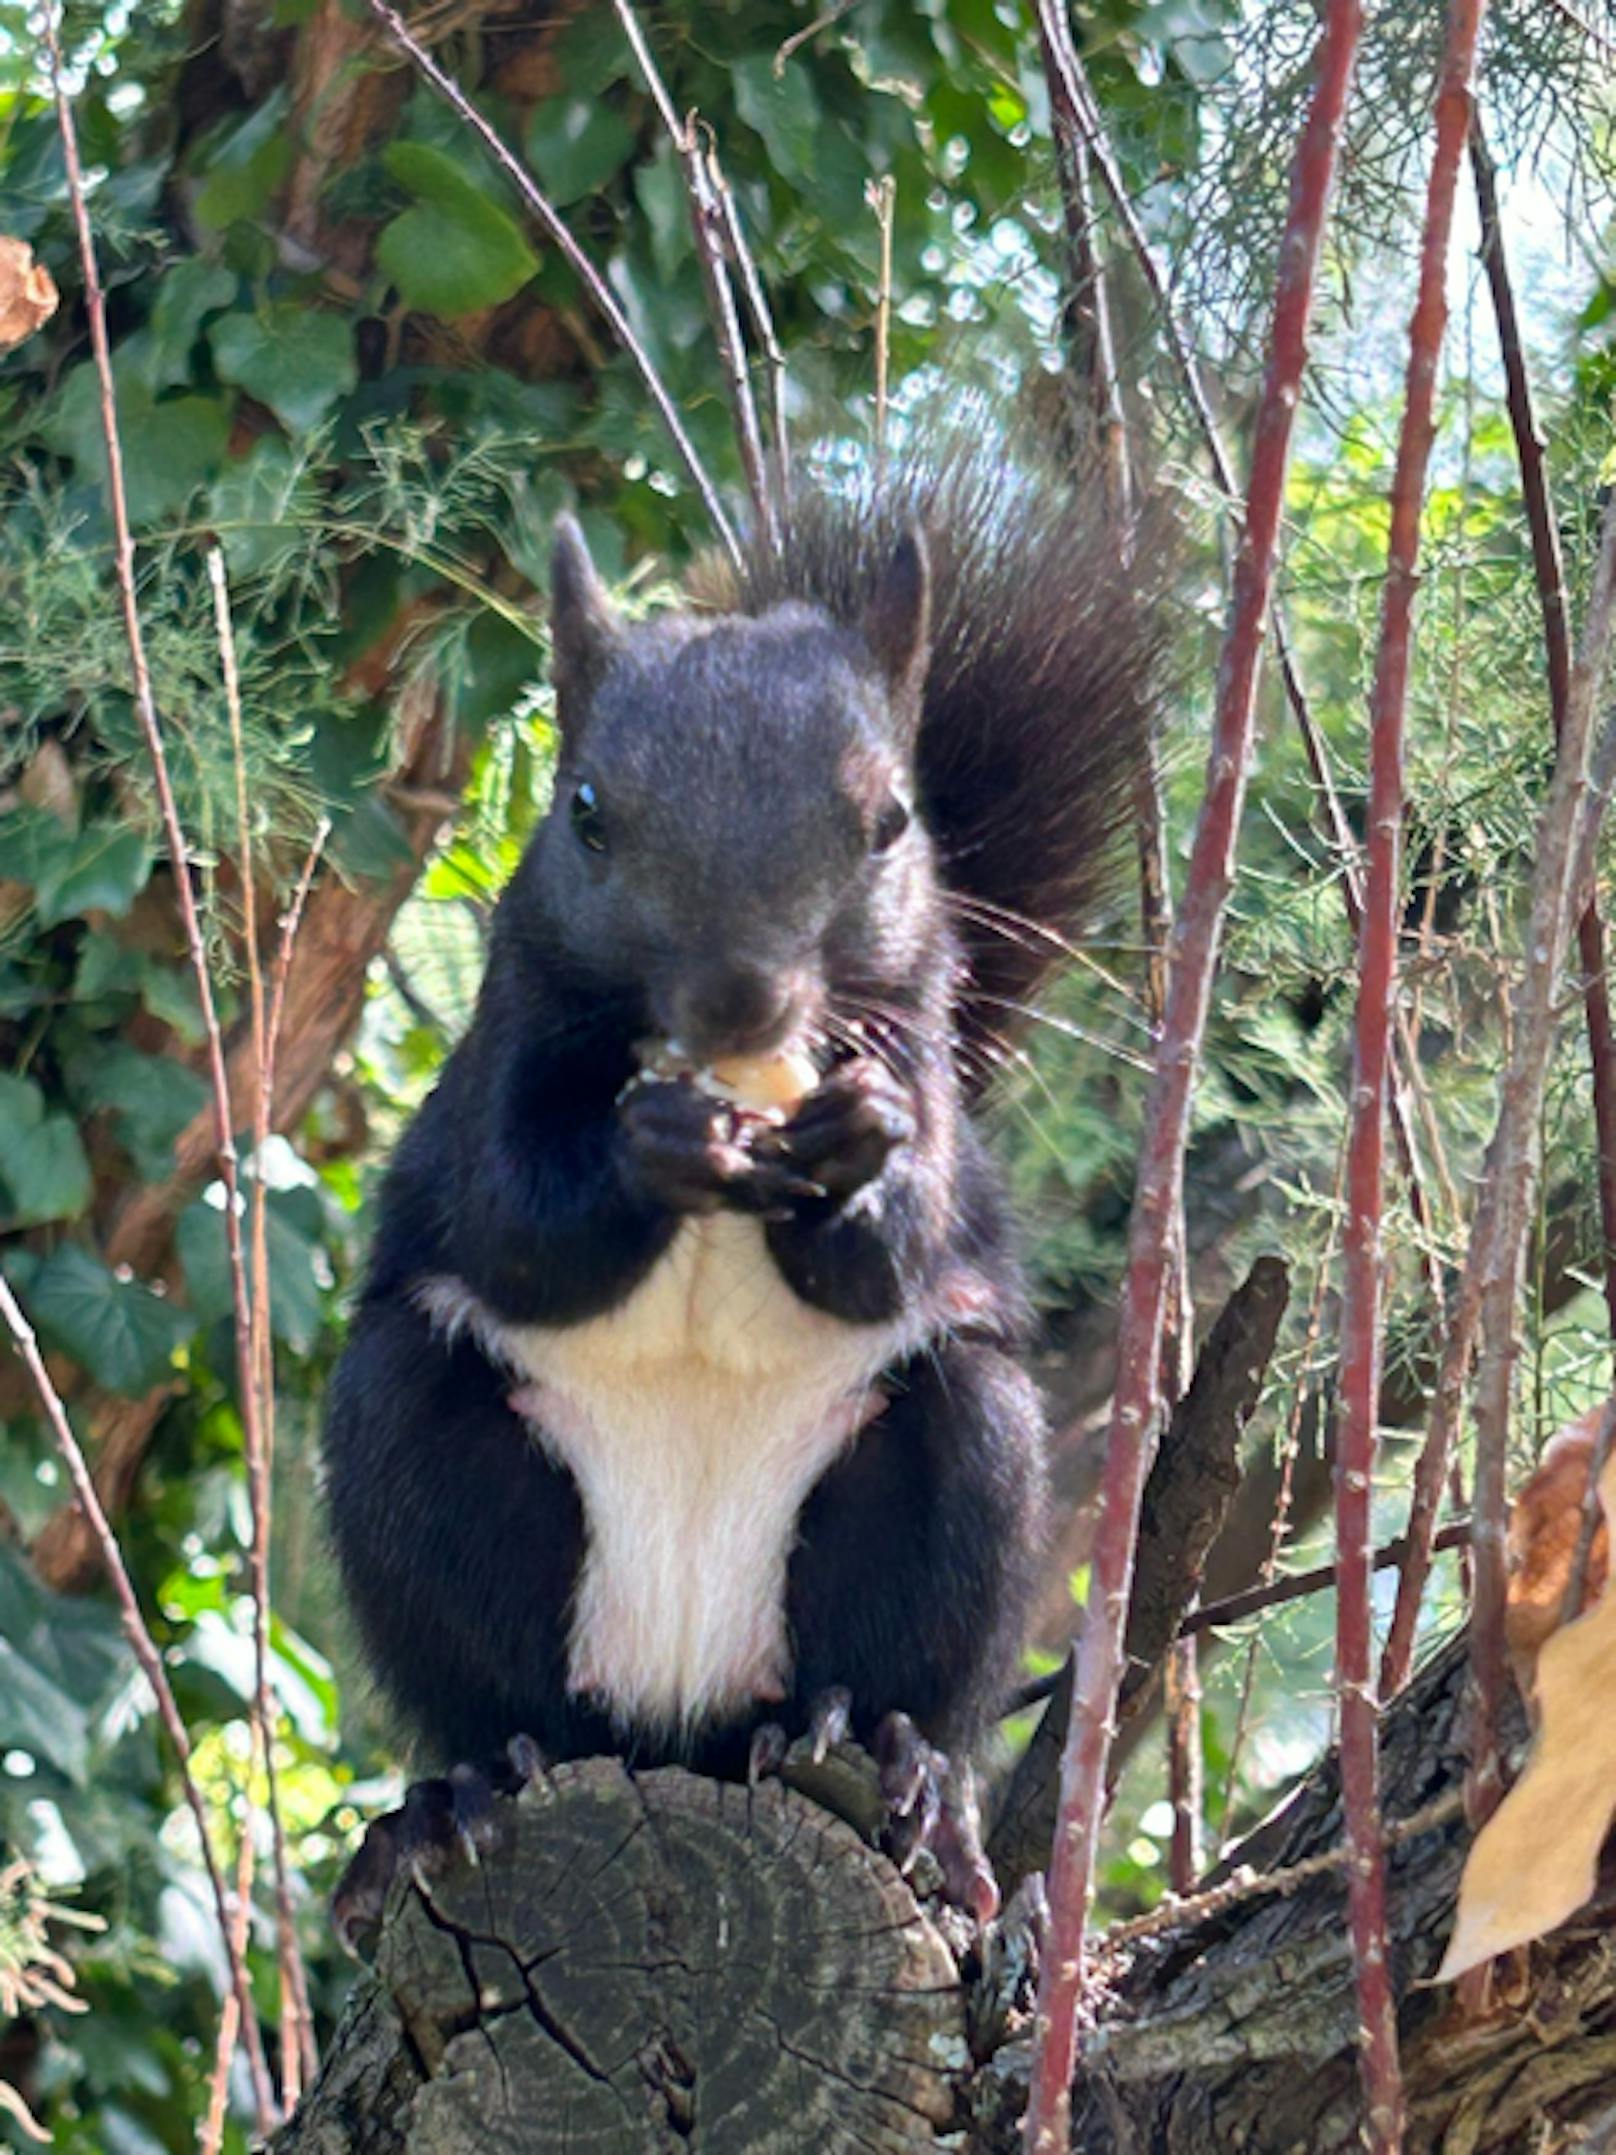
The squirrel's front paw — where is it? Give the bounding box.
[618,1077,822,1216]
[753,1057,916,1203]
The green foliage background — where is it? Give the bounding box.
[0,0,1613,2143]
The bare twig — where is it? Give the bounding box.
[611,2,775,549]
[1335,11,1489,2138]
[1381,116,1616,1698]
[0,1278,273,2133]
[1095,1787,1465,1962]
[774,0,861,76]
[200,1826,256,2155]
[866,175,896,479]
[361,0,740,567]
[1191,1520,1473,1638]
[1473,119,1616,1349]
[1022,7,1364,2146]
[44,21,276,2127]
[703,138,791,502]
[209,550,318,2101]
[1041,7,1452,1293]
[1469,513,1616,1827]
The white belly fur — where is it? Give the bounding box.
[419,1217,905,1738]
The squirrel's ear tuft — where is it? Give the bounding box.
[550,515,620,727]
[860,526,932,725]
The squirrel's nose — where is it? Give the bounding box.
[665,966,806,1062]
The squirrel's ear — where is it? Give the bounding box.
[860,526,931,726]
[550,515,620,728]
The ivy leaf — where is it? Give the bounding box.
[79,1045,212,1183]
[525,98,636,207]
[44,363,231,526]
[175,1194,324,1353]
[0,1074,92,1229]
[209,435,320,575]
[15,1244,196,1396]
[32,822,152,927]
[376,142,539,318]
[138,959,206,1046]
[210,303,357,434]
[192,91,292,230]
[732,53,821,180]
[0,1634,93,1782]
[141,258,238,391]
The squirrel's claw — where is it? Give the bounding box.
[754,1058,916,1202]
[331,1740,546,1960]
[873,1712,1000,1924]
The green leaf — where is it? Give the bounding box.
[0,1634,93,1782]
[209,435,321,575]
[209,303,357,434]
[79,1045,212,1183]
[732,53,822,179]
[175,1194,324,1353]
[43,364,231,526]
[191,92,292,230]
[0,1074,92,1228]
[376,142,539,318]
[141,259,238,391]
[16,1244,196,1396]
[138,959,206,1046]
[525,97,636,207]
[32,821,152,927]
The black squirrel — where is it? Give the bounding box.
[323,437,1164,1933]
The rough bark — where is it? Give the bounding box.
[275,1760,969,2154]
[981,1636,1616,2153]
[280,1638,1616,2152]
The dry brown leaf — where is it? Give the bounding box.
[0,237,59,355]
[1438,1442,1616,1982]
[1505,1401,1610,1697]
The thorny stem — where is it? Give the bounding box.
[1021,5,1363,2149]
[611,1,776,550]
[1335,12,1488,2142]
[362,0,741,568]
[43,17,276,2128]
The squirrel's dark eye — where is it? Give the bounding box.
[872,795,911,854]
[570,781,607,854]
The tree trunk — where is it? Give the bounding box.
[279,1643,1616,2153]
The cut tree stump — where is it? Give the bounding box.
[283,1642,1616,2152]
[275,1757,970,2153]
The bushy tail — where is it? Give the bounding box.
[695,427,1171,1074]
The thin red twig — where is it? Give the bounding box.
[209,550,318,2101]
[44,19,276,2126]
[1335,16,1486,2141]
[361,0,740,567]
[1021,6,1364,2147]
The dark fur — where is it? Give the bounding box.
[323,440,1162,1783]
